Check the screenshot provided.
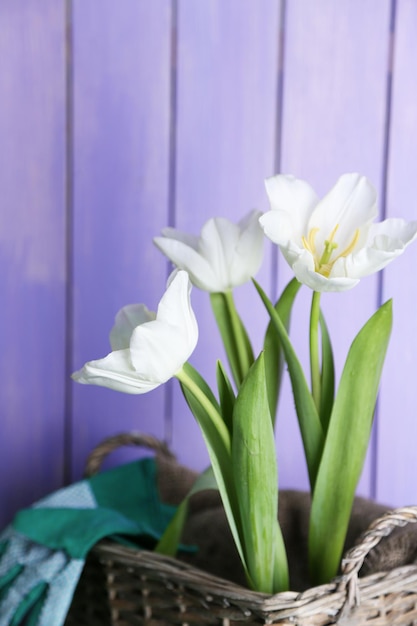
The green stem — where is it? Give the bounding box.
[175,367,231,454]
[310,291,322,411]
[253,278,323,490]
[175,365,250,581]
[223,290,253,383]
[210,291,254,388]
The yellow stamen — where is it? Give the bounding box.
[334,228,360,261]
[302,224,360,277]
[302,227,319,256]
[327,223,340,243]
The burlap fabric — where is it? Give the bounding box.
[156,454,417,591]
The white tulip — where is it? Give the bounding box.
[72,270,198,394]
[260,173,417,292]
[154,210,264,292]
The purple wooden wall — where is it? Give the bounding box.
[1,0,416,528]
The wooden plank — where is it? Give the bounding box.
[170,0,282,469]
[277,0,392,496]
[376,0,417,507]
[70,0,173,478]
[0,0,66,525]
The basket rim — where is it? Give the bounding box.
[91,539,417,620]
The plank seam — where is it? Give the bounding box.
[271,0,287,302]
[371,0,398,500]
[164,0,179,447]
[64,0,75,486]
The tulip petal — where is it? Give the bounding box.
[109,304,156,350]
[199,218,239,290]
[230,210,264,286]
[157,269,197,330]
[343,218,417,278]
[72,349,159,394]
[129,320,189,383]
[259,210,304,267]
[309,174,377,254]
[159,227,200,251]
[154,236,219,291]
[258,210,291,245]
[260,176,319,269]
[264,174,318,240]
[371,217,417,250]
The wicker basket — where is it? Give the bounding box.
[65,434,417,625]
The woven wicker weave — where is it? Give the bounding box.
[65,433,417,625]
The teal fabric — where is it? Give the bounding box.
[12,459,176,558]
[89,457,177,538]
[0,457,178,626]
[12,507,149,559]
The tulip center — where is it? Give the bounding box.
[302,224,360,277]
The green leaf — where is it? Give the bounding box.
[176,364,250,583]
[232,352,289,593]
[309,300,393,585]
[263,278,301,425]
[181,361,221,414]
[155,466,217,556]
[254,279,324,489]
[210,291,254,387]
[273,521,290,593]
[216,360,235,435]
[154,500,189,557]
[319,310,335,432]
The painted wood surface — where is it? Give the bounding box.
[1,0,416,528]
[70,0,173,479]
[0,0,67,525]
[376,0,417,507]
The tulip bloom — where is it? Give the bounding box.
[154,210,264,292]
[260,173,417,292]
[72,270,198,394]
